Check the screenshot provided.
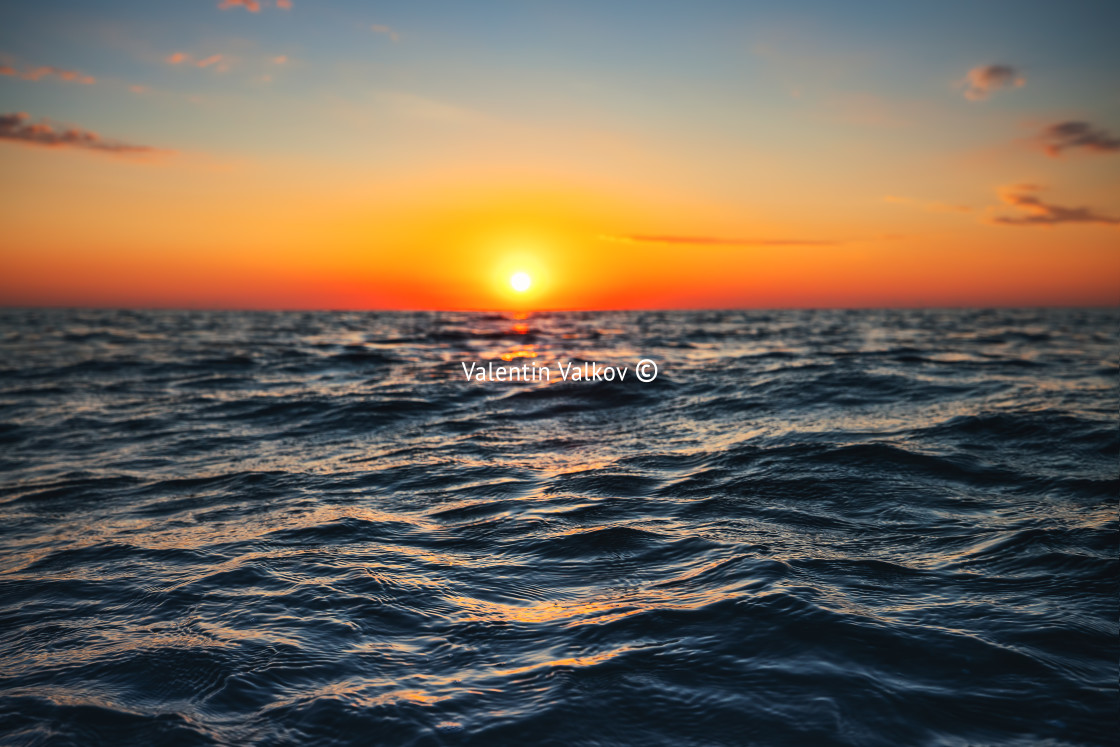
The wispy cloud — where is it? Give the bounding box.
[961,64,1024,101]
[216,0,293,11]
[166,52,229,72]
[1036,121,1120,157]
[0,59,95,85]
[370,24,400,42]
[884,195,973,214]
[219,0,261,11]
[989,184,1119,227]
[0,112,170,157]
[598,234,840,247]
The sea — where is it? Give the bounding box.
[0,307,1116,746]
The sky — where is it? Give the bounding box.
[1,0,1118,310]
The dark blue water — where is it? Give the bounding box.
[0,308,1116,746]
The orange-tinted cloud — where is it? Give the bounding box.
[166,52,229,72]
[217,0,291,11]
[218,0,261,11]
[1036,121,1120,157]
[370,24,400,42]
[0,112,169,157]
[0,63,95,84]
[990,184,1119,227]
[599,234,840,246]
[961,64,1024,101]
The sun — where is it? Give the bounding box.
[510,271,532,293]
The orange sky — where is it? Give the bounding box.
[1,1,1118,309]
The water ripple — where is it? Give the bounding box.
[0,307,1116,746]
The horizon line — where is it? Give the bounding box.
[2,302,1118,313]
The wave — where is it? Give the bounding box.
[0,307,1116,746]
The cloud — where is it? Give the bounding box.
[961,64,1024,101]
[217,0,290,11]
[370,24,400,42]
[883,195,973,214]
[272,55,287,65]
[0,63,95,84]
[1036,121,1120,157]
[0,112,169,157]
[219,0,261,11]
[990,184,1119,227]
[598,234,840,247]
[166,52,229,72]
